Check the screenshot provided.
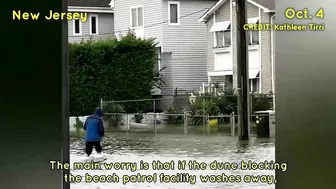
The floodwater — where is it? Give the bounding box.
[70,126,275,189]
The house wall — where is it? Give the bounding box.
[205,1,273,93]
[162,0,216,94]
[206,0,230,72]
[161,53,174,96]
[206,15,214,75]
[113,0,163,46]
[260,9,272,93]
[68,13,114,43]
[271,13,275,93]
[232,2,259,89]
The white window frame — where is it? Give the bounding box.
[249,78,260,93]
[214,28,231,48]
[89,14,99,35]
[168,1,180,25]
[73,19,82,36]
[130,5,144,28]
[247,30,259,45]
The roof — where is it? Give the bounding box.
[198,0,275,22]
[249,0,275,11]
[68,0,111,7]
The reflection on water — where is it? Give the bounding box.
[70,127,275,189]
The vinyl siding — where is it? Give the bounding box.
[231,0,237,89]
[206,0,230,72]
[160,53,174,96]
[271,13,275,93]
[260,9,272,93]
[232,2,259,89]
[113,0,163,46]
[205,1,273,93]
[68,13,114,43]
[206,15,214,73]
[162,0,216,94]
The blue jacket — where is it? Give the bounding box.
[83,107,104,142]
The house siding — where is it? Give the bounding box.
[260,10,272,93]
[205,1,273,94]
[161,53,174,96]
[271,13,275,93]
[68,13,114,43]
[113,0,163,46]
[206,15,215,73]
[231,0,237,89]
[206,0,230,72]
[162,0,215,94]
[232,2,259,89]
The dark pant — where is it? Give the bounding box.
[85,141,102,156]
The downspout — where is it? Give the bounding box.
[270,14,275,110]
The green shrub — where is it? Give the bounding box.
[188,96,220,126]
[103,103,125,127]
[134,114,144,123]
[69,32,157,115]
[166,106,184,124]
[216,89,237,115]
[252,94,272,112]
[74,117,84,136]
[74,117,84,128]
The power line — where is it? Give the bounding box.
[69,7,209,37]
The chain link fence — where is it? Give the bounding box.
[99,94,275,137]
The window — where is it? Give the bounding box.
[246,30,259,45]
[154,53,161,71]
[90,15,98,35]
[73,19,81,35]
[247,18,259,45]
[224,75,233,92]
[215,24,231,47]
[131,6,143,28]
[249,78,260,93]
[168,1,180,25]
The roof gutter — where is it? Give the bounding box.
[198,0,274,22]
[68,6,114,13]
[198,0,225,22]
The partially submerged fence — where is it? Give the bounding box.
[100,93,274,117]
[99,93,274,136]
[102,111,275,137]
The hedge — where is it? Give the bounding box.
[69,33,157,116]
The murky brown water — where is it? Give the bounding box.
[70,126,275,189]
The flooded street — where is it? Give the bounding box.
[70,127,275,189]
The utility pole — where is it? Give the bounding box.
[236,0,250,140]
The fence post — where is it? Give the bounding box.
[183,111,188,135]
[232,112,235,137]
[183,111,187,127]
[250,93,253,123]
[202,96,206,128]
[206,114,210,134]
[100,98,103,110]
[126,114,130,132]
[154,113,157,135]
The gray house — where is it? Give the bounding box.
[68,0,114,43]
[199,0,275,94]
[113,0,217,109]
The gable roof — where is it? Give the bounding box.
[198,0,275,22]
[68,0,111,7]
[249,0,275,11]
